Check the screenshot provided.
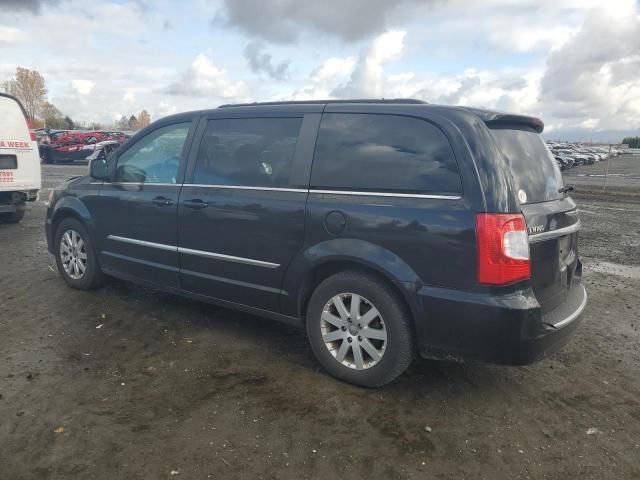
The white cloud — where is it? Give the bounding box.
[333,30,406,97]
[166,54,249,99]
[71,79,94,95]
[539,2,640,130]
[292,57,356,100]
[0,26,23,45]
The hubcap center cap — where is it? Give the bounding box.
[348,324,359,335]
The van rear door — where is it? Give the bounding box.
[0,94,41,193]
[490,127,581,314]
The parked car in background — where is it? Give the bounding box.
[46,99,587,387]
[85,140,122,162]
[0,93,41,223]
[40,130,128,164]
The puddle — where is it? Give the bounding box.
[585,260,640,279]
[576,173,626,177]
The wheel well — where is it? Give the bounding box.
[52,209,84,237]
[299,260,417,330]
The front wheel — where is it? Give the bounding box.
[54,218,105,289]
[306,271,414,387]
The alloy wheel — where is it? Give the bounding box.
[320,293,387,370]
[60,229,87,280]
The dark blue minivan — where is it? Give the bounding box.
[45,99,586,386]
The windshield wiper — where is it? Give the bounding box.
[559,184,575,194]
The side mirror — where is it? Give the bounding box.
[89,158,108,180]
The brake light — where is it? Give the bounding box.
[26,118,37,141]
[476,213,530,285]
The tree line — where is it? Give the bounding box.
[622,137,640,148]
[3,67,151,131]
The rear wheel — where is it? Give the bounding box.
[0,205,25,223]
[306,271,414,387]
[54,218,104,289]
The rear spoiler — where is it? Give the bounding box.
[463,107,544,133]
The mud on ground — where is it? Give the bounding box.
[0,165,638,479]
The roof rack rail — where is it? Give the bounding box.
[218,98,427,108]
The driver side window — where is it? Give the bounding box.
[115,122,190,183]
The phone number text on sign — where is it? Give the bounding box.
[0,171,15,183]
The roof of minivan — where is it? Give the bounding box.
[155,99,544,134]
[218,98,428,107]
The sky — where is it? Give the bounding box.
[0,0,639,141]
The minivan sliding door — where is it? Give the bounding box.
[177,114,317,313]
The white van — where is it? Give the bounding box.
[0,93,41,223]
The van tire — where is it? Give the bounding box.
[306,271,414,387]
[0,207,25,223]
[54,218,105,290]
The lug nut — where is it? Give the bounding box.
[347,337,352,343]
[341,326,347,331]
[358,336,362,341]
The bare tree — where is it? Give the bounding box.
[8,67,47,120]
[40,101,61,121]
[137,110,151,128]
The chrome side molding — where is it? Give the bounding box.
[106,235,280,268]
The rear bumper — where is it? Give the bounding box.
[417,283,587,365]
[0,204,17,213]
[0,189,37,212]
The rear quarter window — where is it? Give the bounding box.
[490,127,564,204]
[311,113,462,195]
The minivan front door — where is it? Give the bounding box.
[94,121,194,288]
[177,114,316,312]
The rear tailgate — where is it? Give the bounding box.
[490,127,581,313]
[523,198,581,313]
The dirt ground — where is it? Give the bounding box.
[0,161,639,479]
[563,153,640,194]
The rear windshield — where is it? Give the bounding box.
[491,127,564,204]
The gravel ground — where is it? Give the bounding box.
[0,163,639,479]
[564,153,640,194]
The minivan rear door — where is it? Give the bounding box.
[491,127,581,313]
[0,94,41,193]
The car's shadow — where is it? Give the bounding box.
[87,277,517,396]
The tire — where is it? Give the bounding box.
[0,206,25,223]
[54,217,105,290]
[40,147,51,164]
[306,271,414,387]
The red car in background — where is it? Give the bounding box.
[40,130,130,164]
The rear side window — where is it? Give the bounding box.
[491,128,564,204]
[311,113,462,194]
[192,118,302,188]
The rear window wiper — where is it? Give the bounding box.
[559,184,575,194]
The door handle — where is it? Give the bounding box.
[152,196,174,207]
[183,199,208,210]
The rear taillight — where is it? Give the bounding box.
[27,118,37,141]
[476,213,530,285]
